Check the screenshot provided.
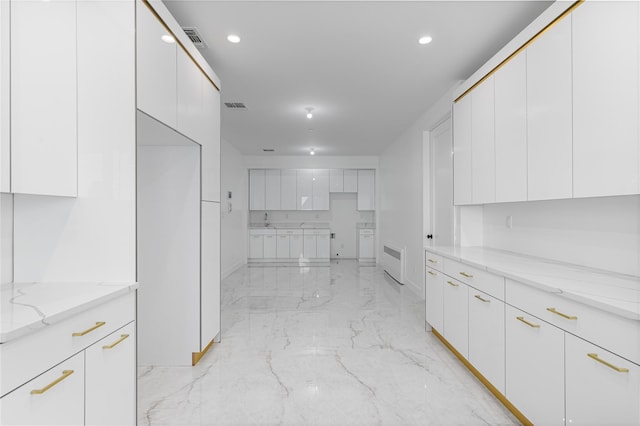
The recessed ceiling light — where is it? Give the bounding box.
[305,107,314,119]
[418,36,433,45]
[227,34,241,43]
[310,148,315,156]
[161,34,175,44]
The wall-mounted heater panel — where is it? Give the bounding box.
[383,242,405,285]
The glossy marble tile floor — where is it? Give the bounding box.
[138,261,517,425]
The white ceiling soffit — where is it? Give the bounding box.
[164,1,553,156]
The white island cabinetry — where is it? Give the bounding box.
[249,226,329,262]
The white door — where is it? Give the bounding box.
[249,169,265,210]
[85,323,136,426]
[428,119,454,247]
[297,169,313,210]
[443,278,468,358]
[265,169,281,210]
[263,234,277,258]
[316,234,330,259]
[303,235,317,259]
[249,234,263,258]
[280,169,297,210]
[290,235,304,260]
[276,235,290,259]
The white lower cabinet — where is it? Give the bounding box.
[565,334,640,426]
[263,234,277,259]
[442,278,468,358]
[316,234,330,259]
[358,229,375,261]
[468,289,505,393]
[277,234,290,259]
[290,234,303,260]
[249,234,263,259]
[303,235,317,259]
[505,305,565,426]
[425,267,444,333]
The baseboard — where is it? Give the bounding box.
[404,277,422,297]
[221,260,245,280]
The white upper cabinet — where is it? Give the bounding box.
[280,169,297,210]
[176,48,202,143]
[494,53,527,203]
[471,76,496,204]
[357,169,375,211]
[201,83,220,202]
[10,0,77,197]
[297,169,313,210]
[572,1,639,198]
[312,169,329,210]
[249,169,265,210]
[330,169,344,192]
[265,169,281,210]
[0,1,9,193]
[526,14,572,201]
[136,0,177,128]
[453,96,472,205]
[343,169,358,192]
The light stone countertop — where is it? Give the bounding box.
[1,281,138,343]
[356,223,376,229]
[425,246,640,321]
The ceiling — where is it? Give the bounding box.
[164,1,553,156]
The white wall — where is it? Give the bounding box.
[482,195,640,277]
[221,139,248,278]
[379,87,455,296]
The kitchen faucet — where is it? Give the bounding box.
[264,212,269,226]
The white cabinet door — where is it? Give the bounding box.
[572,1,639,198]
[471,76,495,204]
[280,169,297,210]
[505,305,564,426]
[1,353,84,426]
[176,47,202,143]
[249,234,263,259]
[312,169,330,210]
[11,0,77,197]
[494,52,527,203]
[357,169,375,211]
[343,169,358,192]
[249,169,265,211]
[277,235,290,259]
[265,169,281,210]
[453,96,472,205]
[303,235,317,259]
[0,0,8,193]
[200,201,220,347]
[425,268,444,333]
[468,290,505,394]
[201,83,220,202]
[290,235,304,260]
[330,169,343,192]
[297,169,313,210]
[358,233,374,259]
[263,234,277,258]
[526,14,572,201]
[565,333,640,426]
[443,278,468,358]
[85,323,136,426]
[316,234,330,259]
[136,0,177,128]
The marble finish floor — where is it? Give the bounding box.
[138,261,517,425]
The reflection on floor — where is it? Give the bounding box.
[138,260,516,425]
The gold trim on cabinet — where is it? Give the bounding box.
[474,294,490,303]
[516,316,540,328]
[447,280,459,287]
[103,334,130,349]
[31,370,74,395]
[587,353,629,373]
[454,0,584,103]
[140,0,220,92]
[431,329,533,426]
[72,321,106,337]
[192,338,215,366]
[546,307,577,320]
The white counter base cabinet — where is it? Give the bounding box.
[303,234,317,259]
[358,229,375,261]
[249,233,264,259]
[290,234,304,260]
[505,305,565,426]
[425,267,444,333]
[277,234,290,259]
[443,278,468,358]
[201,201,221,347]
[263,233,277,258]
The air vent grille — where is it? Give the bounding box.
[263,149,275,152]
[182,27,207,49]
[224,102,247,109]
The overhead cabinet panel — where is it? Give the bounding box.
[297,169,313,210]
[249,169,265,210]
[280,169,297,210]
[453,96,472,205]
[343,169,358,192]
[176,48,203,143]
[471,77,496,204]
[312,169,329,210]
[330,169,344,192]
[201,84,220,202]
[357,169,375,211]
[0,1,9,193]
[265,169,281,210]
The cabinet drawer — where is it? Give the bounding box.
[359,229,374,236]
[303,229,329,236]
[276,229,303,236]
[249,228,276,236]
[1,293,135,397]
[425,252,444,272]
[444,258,504,300]
[506,279,640,365]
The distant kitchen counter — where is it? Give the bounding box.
[356,223,376,229]
[248,223,330,229]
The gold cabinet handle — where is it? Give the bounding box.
[31,370,74,395]
[546,308,577,320]
[516,316,540,328]
[103,334,130,350]
[459,272,473,278]
[587,353,629,373]
[427,270,437,276]
[72,321,106,337]
[474,294,490,303]
[447,281,459,287]
[427,259,438,264]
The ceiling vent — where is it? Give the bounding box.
[263,149,275,152]
[224,102,247,109]
[182,27,207,49]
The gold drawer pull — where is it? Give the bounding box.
[474,295,490,303]
[447,281,459,287]
[72,321,106,337]
[427,259,438,264]
[546,308,577,320]
[103,334,130,350]
[459,272,473,278]
[428,270,437,276]
[587,353,629,373]
[31,370,74,395]
[516,316,540,328]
